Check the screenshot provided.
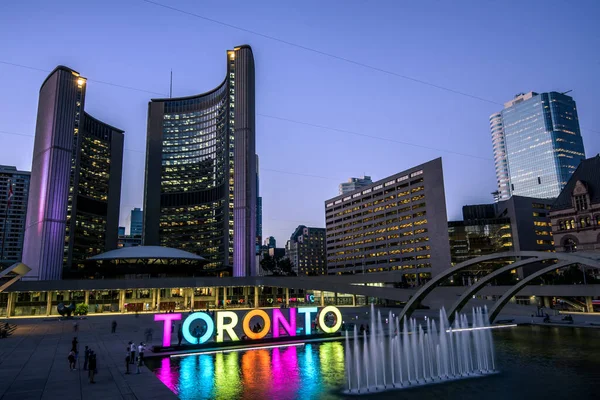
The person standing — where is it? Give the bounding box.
[177,324,183,346]
[125,347,131,374]
[88,352,97,383]
[71,337,78,353]
[136,353,142,374]
[68,350,76,371]
[138,342,145,363]
[83,346,90,370]
[129,342,136,364]
[111,320,117,333]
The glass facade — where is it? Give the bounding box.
[144,46,256,275]
[0,166,30,265]
[448,219,513,266]
[491,92,585,200]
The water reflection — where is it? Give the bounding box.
[150,327,600,400]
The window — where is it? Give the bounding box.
[580,216,591,228]
[575,195,588,211]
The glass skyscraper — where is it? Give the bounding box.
[490,92,586,200]
[144,46,257,277]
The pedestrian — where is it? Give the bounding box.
[111,320,117,333]
[360,324,365,335]
[68,350,76,371]
[193,326,200,344]
[138,342,145,363]
[125,346,131,374]
[88,352,97,383]
[136,353,142,374]
[129,341,136,364]
[71,336,78,352]
[177,324,183,346]
[73,321,78,332]
[83,346,90,370]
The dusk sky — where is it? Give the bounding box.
[1,0,599,244]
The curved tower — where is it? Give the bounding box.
[23,66,124,280]
[144,45,256,276]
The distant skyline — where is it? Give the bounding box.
[1,0,599,245]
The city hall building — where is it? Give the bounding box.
[143,45,257,277]
[324,158,451,281]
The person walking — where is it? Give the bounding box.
[71,337,78,353]
[136,353,142,374]
[129,342,136,364]
[177,324,183,346]
[111,320,117,333]
[88,351,97,383]
[68,350,76,371]
[125,347,131,374]
[83,346,90,370]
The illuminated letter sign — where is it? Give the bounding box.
[216,311,239,342]
[154,313,182,347]
[242,309,271,340]
[182,312,215,344]
[154,306,344,346]
[297,307,318,335]
[318,306,342,333]
[272,308,297,338]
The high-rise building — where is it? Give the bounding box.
[130,207,143,236]
[0,166,30,266]
[143,46,256,276]
[325,158,451,280]
[286,225,326,275]
[339,175,373,195]
[490,92,586,201]
[118,226,125,236]
[22,66,124,280]
[264,236,276,248]
[550,154,600,253]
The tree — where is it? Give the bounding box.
[260,254,276,275]
[278,258,296,276]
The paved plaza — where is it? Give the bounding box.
[0,314,177,400]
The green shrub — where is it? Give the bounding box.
[75,303,89,316]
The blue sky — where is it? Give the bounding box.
[1,0,599,243]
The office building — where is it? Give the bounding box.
[264,236,276,248]
[286,225,327,276]
[325,158,451,280]
[143,46,256,276]
[550,155,600,252]
[490,92,586,201]
[118,234,143,248]
[0,166,30,266]
[118,226,125,236]
[130,208,143,236]
[448,218,513,266]
[22,66,124,280]
[339,176,373,195]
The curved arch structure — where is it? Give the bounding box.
[397,251,600,322]
[144,46,257,276]
[489,257,600,322]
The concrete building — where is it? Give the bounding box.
[256,155,262,254]
[490,92,586,201]
[550,155,600,252]
[130,207,143,236]
[22,66,124,280]
[286,225,327,276]
[143,46,257,276]
[339,175,372,195]
[0,166,30,266]
[325,158,451,281]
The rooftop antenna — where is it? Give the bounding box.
[169,69,173,98]
[560,89,572,95]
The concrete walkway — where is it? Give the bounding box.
[0,314,177,400]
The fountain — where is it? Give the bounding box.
[344,305,496,394]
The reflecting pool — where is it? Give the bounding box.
[148,326,600,400]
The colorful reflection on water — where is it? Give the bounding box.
[152,342,344,400]
[150,327,600,400]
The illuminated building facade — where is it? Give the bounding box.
[22,66,124,280]
[0,166,30,266]
[144,46,257,277]
[286,225,327,275]
[325,158,451,280]
[490,92,586,200]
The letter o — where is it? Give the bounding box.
[182,312,215,344]
[318,306,342,333]
[242,309,271,340]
